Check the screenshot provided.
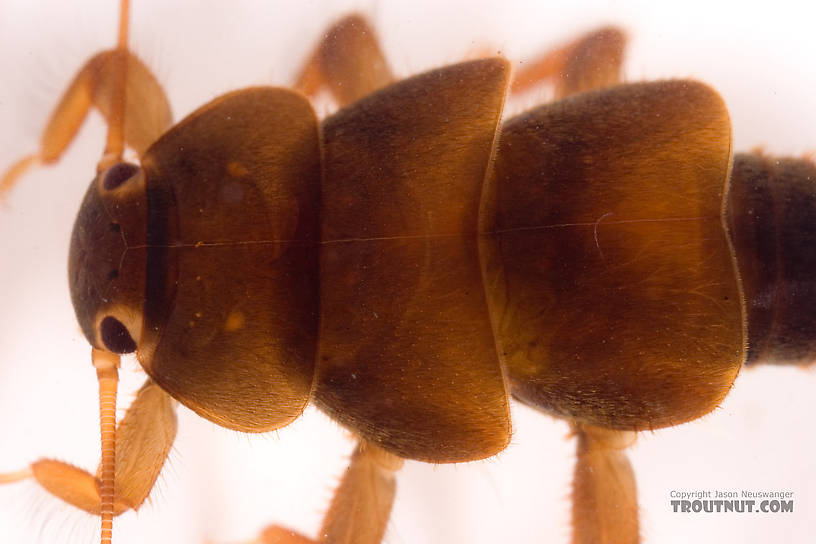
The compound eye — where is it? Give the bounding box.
[100,315,137,353]
[101,162,141,191]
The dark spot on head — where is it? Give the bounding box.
[103,162,140,191]
[109,222,121,233]
[107,269,119,280]
[100,316,136,353]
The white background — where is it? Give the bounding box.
[1,1,815,543]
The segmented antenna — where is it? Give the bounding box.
[100,0,131,172]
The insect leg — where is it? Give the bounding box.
[510,26,626,99]
[0,47,171,199]
[571,423,639,544]
[257,440,403,544]
[293,14,394,107]
[0,379,177,517]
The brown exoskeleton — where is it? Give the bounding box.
[1,2,814,544]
